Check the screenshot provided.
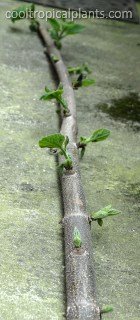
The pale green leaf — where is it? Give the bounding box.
[91,205,121,220]
[89,128,110,143]
[68,63,91,75]
[11,6,29,22]
[48,18,61,32]
[81,78,95,87]
[40,87,63,101]
[101,305,114,314]
[39,133,65,149]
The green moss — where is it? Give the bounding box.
[96,92,140,123]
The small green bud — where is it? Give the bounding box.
[51,54,59,63]
[91,205,121,224]
[101,305,113,314]
[73,227,82,248]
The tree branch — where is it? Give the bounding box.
[38,24,100,320]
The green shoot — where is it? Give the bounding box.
[80,128,110,144]
[48,18,85,49]
[68,63,94,90]
[78,129,110,158]
[73,227,82,249]
[39,133,72,172]
[11,5,29,23]
[11,4,39,32]
[72,74,95,90]
[91,205,121,226]
[40,84,69,115]
[100,305,114,314]
[50,54,59,63]
[68,63,92,75]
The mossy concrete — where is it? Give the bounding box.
[0,1,65,319]
[0,1,140,320]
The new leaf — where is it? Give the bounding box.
[40,87,63,101]
[49,18,60,32]
[48,18,84,49]
[40,85,68,112]
[91,205,121,225]
[68,63,91,75]
[73,74,95,90]
[39,133,66,149]
[81,79,95,87]
[80,129,110,145]
[39,134,72,171]
[11,6,29,22]
[101,305,114,314]
[89,128,110,142]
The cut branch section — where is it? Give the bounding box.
[38,25,100,320]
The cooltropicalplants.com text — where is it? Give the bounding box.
[5,8,133,21]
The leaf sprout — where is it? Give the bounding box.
[77,128,110,158]
[48,18,85,49]
[72,74,95,90]
[68,63,94,90]
[73,227,82,249]
[11,3,39,32]
[100,305,114,315]
[91,205,121,226]
[39,133,73,172]
[40,84,69,115]
[68,63,92,75]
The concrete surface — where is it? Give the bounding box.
[68,12,140,320]
[0,1,65,319]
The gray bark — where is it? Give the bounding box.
[38,25,100,320]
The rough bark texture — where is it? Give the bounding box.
[38,25,100,320]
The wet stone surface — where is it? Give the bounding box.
[0,1,65,320]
